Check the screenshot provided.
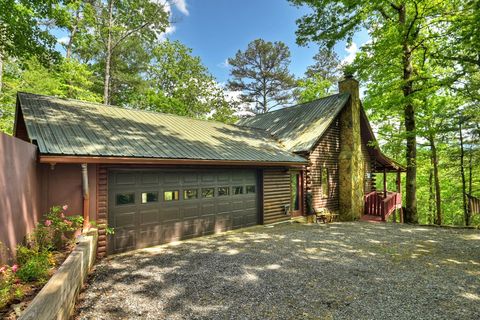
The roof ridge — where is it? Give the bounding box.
[17,91,242,128]
[248,92,349,118]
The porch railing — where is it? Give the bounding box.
[364,191,402,221]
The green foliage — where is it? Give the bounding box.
[15,252,52,283]
[137,40,237,121]
[295,74,334,103]
[0,0,62,64]
[0,57,101,133]
[0,264,15,309]
[227,39,296,113]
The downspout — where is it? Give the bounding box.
[81,163,90,230]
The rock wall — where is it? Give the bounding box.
[338,77,365,220]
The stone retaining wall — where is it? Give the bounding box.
[19,229,98,320]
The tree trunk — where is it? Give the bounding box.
[468,148,472,195]
[400,5,417,223]
[0,50,3,93]
[66,7,81,60]
[428,166,434,225]
[103,0,114,105]
[429,133,442,225]
[459,121,469,225]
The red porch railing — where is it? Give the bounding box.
[364,191,402,221]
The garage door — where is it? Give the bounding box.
[108,169,258,253]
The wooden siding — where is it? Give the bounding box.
[263,169,291,224]
[361,141,374,193]
[306,118,341,212]
[96,166,108,258]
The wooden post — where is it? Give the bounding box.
[383,168,387,197]
[397,170,404,223]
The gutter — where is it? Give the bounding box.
[81,164,90,229]
[39,155,308,168]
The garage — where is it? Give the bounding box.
[108,168,259,253]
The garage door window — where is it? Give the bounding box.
[116,193,135,205]
[233,186,243,195]
[141,192,158,204]
[246,185,256,194]
[184,189,198,200]
[164,190,179,201]
[218,187,230,196]
[202,188,215,198]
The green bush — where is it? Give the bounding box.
[0,265,15,309]
[16,252,52,283]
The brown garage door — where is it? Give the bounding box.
[108,169,258,253]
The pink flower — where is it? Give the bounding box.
[0,266,6,273]
[11,264,19,273]
[44,220,52,227]
[60,212,65,219]
[64,219,72,226]
[62,205,68,211]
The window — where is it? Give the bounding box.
[246,185,256,194]
[141,192,158,204]
[184,189,198,200]
[218,186,230,196]
[233,186,243,195]
[291,173,300,211]
[321,166,329,198]
[116,193,135,205]
[164,190,179,201]
[202,188,215,198]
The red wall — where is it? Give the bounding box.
[39,163,97,221]
[0,133,41,263]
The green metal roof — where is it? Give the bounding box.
[237,93,350,152]
[17,92,306,164]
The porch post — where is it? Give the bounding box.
[397,170,404,223]
[383,168,387,197]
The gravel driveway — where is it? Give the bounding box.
[75,222,480,320]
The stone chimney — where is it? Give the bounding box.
[338,75,365,220]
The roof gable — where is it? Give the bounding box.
[16,92,306,164]
[237,93,349,152]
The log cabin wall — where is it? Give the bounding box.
[306,117,341,212]
[361,142,374,193]
[263,169,292,224]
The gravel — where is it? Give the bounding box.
[75,222,480,320]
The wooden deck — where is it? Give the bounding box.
[363,191,402,222]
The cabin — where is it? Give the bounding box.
[10,76,404,256]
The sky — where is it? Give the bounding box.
[53,0,369,86]
[166,0,370,84]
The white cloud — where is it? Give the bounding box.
[172,0,189,15]
[57,36,70,45]
[341,42,358,65]
[218,58,229,69]
[157,24,176,42]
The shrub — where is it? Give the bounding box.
[0,265,15,309]
[16,252,52,283]
[31,205,84,251]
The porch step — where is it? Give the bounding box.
[360,215,385,222]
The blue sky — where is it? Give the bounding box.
[54,0,369,84]
[166,0,369,84]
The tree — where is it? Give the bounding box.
[85,0,169,104]
[136,40,237,122]
[295,74,334,103]
[227,39,295,114]
[295,46,340,103]
[290,0,460,223]
[0,0,65,92]
[0,57,101,133]
[305,46,340,81]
